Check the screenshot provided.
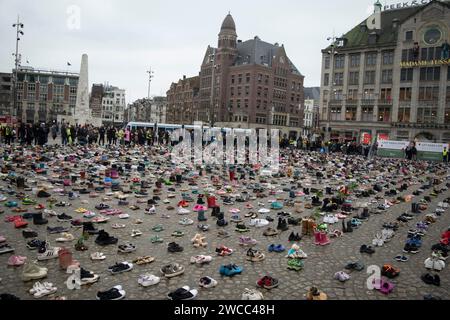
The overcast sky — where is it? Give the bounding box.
[0,0,380,102]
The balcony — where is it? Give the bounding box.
[417,100,439,106]
[392,122,450,129]
[378,99,393,105]
[345,99,358,105]
[361,99,375,105]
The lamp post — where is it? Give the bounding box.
[12,16,24,121]
[209,50,217,128]
[147,68,154,122]
[325,35,340,142]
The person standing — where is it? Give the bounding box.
[98,126,105,146]
[51,123,58,141]
[61,123,67,145]
[404,142,417,161]
[26,124,34,145]
[443,146,449,163]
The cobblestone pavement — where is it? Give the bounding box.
[0,143,449,300]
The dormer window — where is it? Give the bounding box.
[368,32,378,45]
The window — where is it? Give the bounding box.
[345,107,357,121]
[350,54,360,68]
[447,86,450,102]
[333,90,343,100]
[245,86,249,96]
[40,84,48,93]
[237,100,241,108]
[238,74,242,84]
[381,70,393,84]
[448,67,450,80]
[418,87,439,101]
[330,107,342,121]
[17,83,24,90]
[400,68,414,82]
[324,56,330,69]
[347,89,358,100]
[420,67,440,81]
[322,90,329,103]
[334,73,344,86]
[399,87,412,101]
[363,89,375,100]
[405,31,413,41]
[366,52,377,66]
[237,87,242,96]
[244,100,249,108]
[382,51,394,65]
[364,71,376,84]
[27,93,35,101]
[39,94,47,102]
[230,87,234,96]
[380,88,392,101]
[28,83,36,91]
[246,73,251,83]
[445,107,450,123]
[361,106,374,122]
[398,107,411,123]
[70,87,77,94]
[256,114,267,124]
[417,107,437,123]
[334,55,345,69]
[378,107,391,122]
[348,72,359,85]
[401,49,414,62]
[324,73,329,86]
[231,75,235,84]
[272,114,287,126]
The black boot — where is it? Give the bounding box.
[83,222,99,235]
[346,220,353,232]
[33,213,48,225]
[342,219,347,233]
[95,230,118,246]
[325,187,332,195]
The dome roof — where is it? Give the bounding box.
[220,13,236,32]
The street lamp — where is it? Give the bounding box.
[209,50,218,128]
[325,35,340,141]
[147,68,154,123]
[12,16,24,121]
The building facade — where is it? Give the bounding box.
[319,0,450,143]
[101,85,126,126]
[167,14,305,138]
[12,66,79,124]
[127,96,167,123]
[303,87,320,136]
[0,73,12,120]
[166,75,199,124]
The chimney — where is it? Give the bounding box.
[392,18,399,29]
[237,39,242,43]
[183,75,186,80]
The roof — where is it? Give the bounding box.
[304,87,320,100]
[234,38,303,76]
[221,14,236,32]
[325,0,450,51]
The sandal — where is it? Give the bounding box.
[133,256,155,265]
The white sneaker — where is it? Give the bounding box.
[179,218,194,225]
[118,213,130,219]
[241,288,264,300]
[56,233,75,242]
[249,219,269,228]
[178,207,190,215]
[112,223,126,229]
[199,276,218,288]
[37,247,60,261]
[91,252,106,260]
[138,274,160,287]
[131,230,142,237]
[30,281,57,298]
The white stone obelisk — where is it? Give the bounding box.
[73,54,91,125]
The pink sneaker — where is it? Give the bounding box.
[8,255,27,266]
[0,235,6,243]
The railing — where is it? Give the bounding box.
[392,122,450,129]
[360,99,375,105]
[378,99,393,105]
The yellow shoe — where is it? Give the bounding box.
[75,207,87,213]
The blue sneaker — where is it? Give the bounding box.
[268,244,276,252]
[274,244,285,252]
[219,264,243,277]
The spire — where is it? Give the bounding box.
[374,0,382,13]
[220,13,236,35]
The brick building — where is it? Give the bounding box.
[167,13,305,138]
[166,75,199,124]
